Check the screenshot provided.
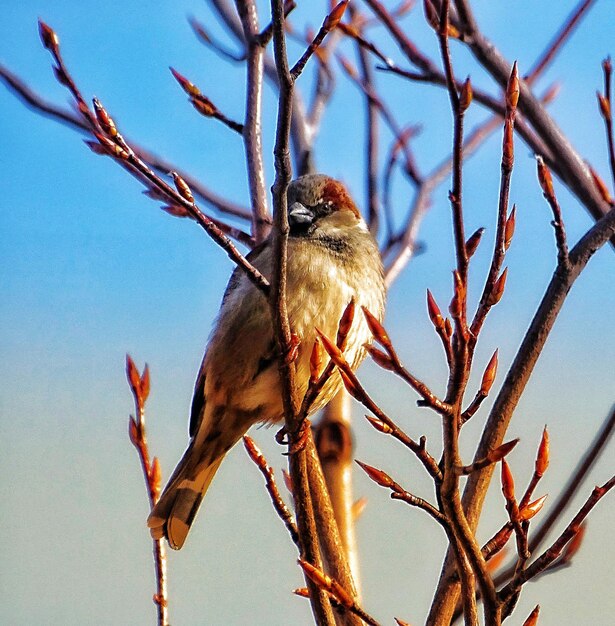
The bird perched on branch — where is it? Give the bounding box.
[147,174,385,549]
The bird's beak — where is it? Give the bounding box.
[288,202,314,228]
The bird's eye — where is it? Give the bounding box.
[317,201,335,216]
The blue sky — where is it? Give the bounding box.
[1,2,614,624]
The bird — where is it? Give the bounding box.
[147,174,386,549]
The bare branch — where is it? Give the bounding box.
[125,356,168,626]
[236,0,271,242]
[243,436,299,545]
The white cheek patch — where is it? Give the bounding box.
[326,265,339,281]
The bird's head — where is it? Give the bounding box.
[286,174,364,237]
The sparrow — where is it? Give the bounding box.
[147,174,386,549]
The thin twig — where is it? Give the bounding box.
[243,436,299,545]
[498,475,615,604]
[356,461,447,525]
[355,25,380,236]
[290,2,348,80]
[0,64,254,223]
[169,67,244,134]
[318,329,442,480]
[269,3,336,623]
[599,57,615,188]
[524,0,596,83]
[37,23,270,294]
[536,157,570,266]
[434,6,499,623]
[456,0,614,232]
[189,15,246,62]
[236,0,271,243]
[469,64,519,346]
[125,356,168,626]
[298,560,382,626]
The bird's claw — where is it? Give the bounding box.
[276,419,311,454]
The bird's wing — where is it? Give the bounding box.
[188,240,270,438]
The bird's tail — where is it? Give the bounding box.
[147,447,225,550]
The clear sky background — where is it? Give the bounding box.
[1,1,614,625]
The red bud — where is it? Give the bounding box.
[39,20,59,51]
[597,92,611,120]
[589,166,613,204]
[488,437,518,463]
[522,605,540,626]
[365,344,395,371]
[171,171,195,203]
[365,414,393,434]
[427,289,445,329]
[506,61,520,112]
[170,67,200,97]
[536,156,555,199]
[460,77,473,112]
[487,268,508,306]
[504,205,516,251]
[309,337,325,384]
[126,354,142,399]
[361,306,393,352]
[356,460,395,488]
[465,227,484,258]
[336,299,355,350]
[535,427,550,477]
[519,494,548,521]
[501,459,515,501]
[480,349,499,396]
[323,0,348,30]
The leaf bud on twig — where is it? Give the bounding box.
[460,77,473,112]
[323,0,349,31]
[426,289,445,330]
[465,227,484,258]
[38,20,59,51]
[597,91,611,120]
[150,457,162,497]
[504,205,516,251]
[522,605,540,626]
[518,494,548,522]
[365,345,395,371]
[355,460,396,489]
[480,349,499,396]
[309,337,324,384]
[589,166,613,204]
[169,67,200,97]
[536,155,555,199]
[487,268,508,306]
[365,414,393,434]
[336,298,355,350]
[126,354,142,402]
[501,459,516,502]
[92,98,117,137]
[171,171,195,203]
[506,61,520,113]
[535,427,550,477]
[361,306,394,353]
